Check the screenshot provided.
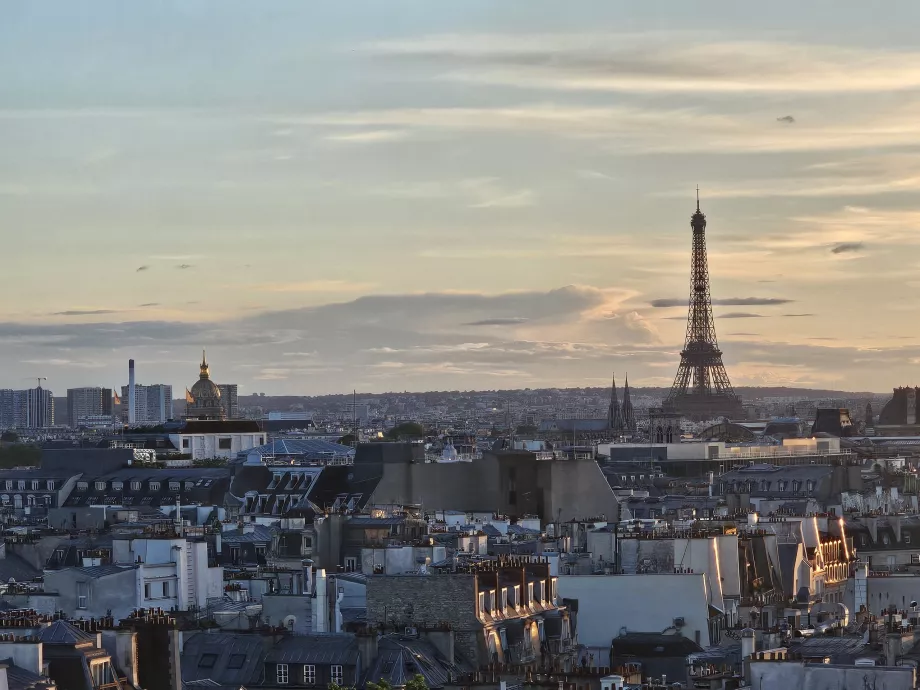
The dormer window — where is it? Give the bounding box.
[185,481,195,491]
[3,481,10,491]
[149,481,160,491]
[77,482,88,491]
[46,480,54,491]
[131,481,141,491]
[112,482,123,491]
[169,481,180,491]
[17,481,24,491]
[31,481,38,491]
[95,481,106,491]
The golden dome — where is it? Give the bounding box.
[190,349,221,400]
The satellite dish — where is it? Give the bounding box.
[283,615,297,630]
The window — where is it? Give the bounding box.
[255,545,266,561]
[227,654,246,670]
[219,438,232,450]
[230,546,240,564]
[77,482,87,491]
[3,481,9,491]
[144,583,151,599]
[276,664,289,685]
[513,585,521,609]
[95,481,106,491]
[131,481,141,491]
[46,480,54,491]
[149,482,160,491]
[43,495,52,506]
[169,482,180,491]
[17,481,24,491]
[331,665,343,685]
[26,495,35,507]
[303,665,316,685]
[182,438,191,449]
[185,481,195,491]
[345,557,357,572]
[527,582,534,605]
[31,481,38,491]
[162,581,170,598]
[77,582,88,609]
[478,592,485,614]
[906,533,911,545]
[199,654,218,669]
[112,482,123,491]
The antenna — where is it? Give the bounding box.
[696,185,700,212]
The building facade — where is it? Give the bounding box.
[67,387,113,428]
[121,383,173,424]
[218,383,239,419]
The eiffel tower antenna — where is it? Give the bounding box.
[664,193,743,421]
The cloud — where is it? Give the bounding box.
[782,313,816,318]
[727,332,760,336]
[136,266,150,272]
[777,115,795,124]
[52,309,119,316]
[719,312,766,319]
[650,297,793,308]
[139,303,160,307]
[324,129,408,143]
[830,242,864,254]
[254,280,376,293]
[177,264,193,270]
[464,318,530,326]
[366,33,920,95]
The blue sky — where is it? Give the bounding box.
[3,1,920,395]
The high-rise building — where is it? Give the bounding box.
[217,384,239,419]
[121,384,173,424]
[18,386,54,428]
[66,387,113,428]
[0,390,15,429]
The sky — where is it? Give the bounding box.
[3,1,920,396]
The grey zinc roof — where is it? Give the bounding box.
[221,524,274,543]
[264,634,359,665]
[0,554,41,583]
[68,564,135,579]
[37,620,95,645]
[1,660,50,690]
[347,517,405,527]
[181,632,266,687]
[249,438,355,460]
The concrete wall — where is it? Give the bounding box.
[370,454,503,513]
[545,459,619,522]
[262,595,313,633]
[748,661,914,690]
[557,574,712,648]
[715,535,740,598]
[43,568,137,620]
[360,546,447,574]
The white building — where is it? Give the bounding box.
[169,427,266,460]
[557,573,717,649]
[121,384,173,424]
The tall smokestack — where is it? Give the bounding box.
[128,359,136,424]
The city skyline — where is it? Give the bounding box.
[5,2,920,394]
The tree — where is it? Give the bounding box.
[404,674,429,690]
[515,424,538,436]
[366,680,392,690]
[0,431,18,443]
[385,422,426,440]
[338,434,356,446]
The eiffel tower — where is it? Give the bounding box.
[664,192,743,421]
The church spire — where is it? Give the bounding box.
[621,373,636,433]
[608,373,625,433]
[200,349,210,379]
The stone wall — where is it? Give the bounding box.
[366,574,478,630]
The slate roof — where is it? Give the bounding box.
[181,632,266,688]
[347,517,405,527]
[64,467,230,509]
[264,634,359,665]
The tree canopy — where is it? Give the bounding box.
[385,422,427,440]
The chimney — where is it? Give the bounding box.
[312,569,328,633]
[128,359,136,424]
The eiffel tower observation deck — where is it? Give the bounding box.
[664,194,744,421]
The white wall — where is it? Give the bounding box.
[557,574,713,648]
[169,432,266,460]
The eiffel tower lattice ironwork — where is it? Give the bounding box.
[664,192,743,421]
